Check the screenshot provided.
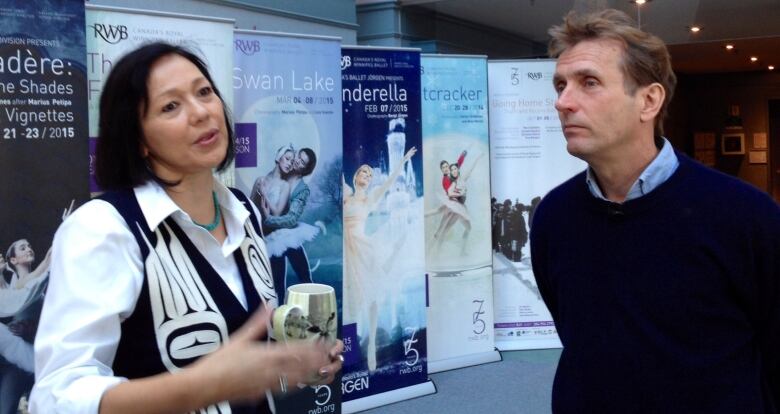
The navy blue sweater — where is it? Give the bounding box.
[531,153,780,413]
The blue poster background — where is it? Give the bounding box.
[0,0,88,412]
[232,31,344,413]
[340,47,428,401]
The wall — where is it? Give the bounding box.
[356,2,546,57]
[666,70,780,193]
[86,0,358,42]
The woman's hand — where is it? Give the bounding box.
[308,340,344,386]
[403,146,417,162]
[188,307,337,404]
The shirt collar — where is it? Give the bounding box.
[134,179,250,241]
[586,137,679,202]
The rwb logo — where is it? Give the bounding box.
[235,39,261,55]
[527,72,543,81]
[340,55,351,70]
[90,24,128,44]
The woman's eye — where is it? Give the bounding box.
[198,86,213,96]
[162,102,178,113]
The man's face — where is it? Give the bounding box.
[294,150,310,174]
[440,162,449,175]
[553,38,645,164]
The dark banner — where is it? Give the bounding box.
[0,0,89,412]
[340,46,431,408]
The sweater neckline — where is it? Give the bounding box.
[579,151,694,216]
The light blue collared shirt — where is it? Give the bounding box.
[586,137,679,202]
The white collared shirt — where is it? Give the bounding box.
[30,180,261,414]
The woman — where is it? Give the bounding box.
[30,43,342,414]
[343,147,416,372]
[250,144,294,218]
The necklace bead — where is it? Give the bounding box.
[193,191,221,231]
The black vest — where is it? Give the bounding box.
[101,188,276,414]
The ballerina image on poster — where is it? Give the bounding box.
[428,149,485,256]
[343,145,417,372]
[250,145,320,303]
[1,202,73,414]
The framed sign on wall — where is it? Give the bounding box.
[721,132,745,155]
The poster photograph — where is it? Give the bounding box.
[0,1,89,413]
[488,60,585,350]
[421,54,498,372]
[340,46,431,409]
[85,4,235,190]
[232,30,344,413]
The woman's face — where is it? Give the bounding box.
[450,164,460,178]
[440,162,449,175]
[139,54,228,181]
[11,240,34,266]
[355,166,372,188]
[277,150,294,174]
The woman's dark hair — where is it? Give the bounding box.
[298,148,317,177]
[95,42,235,190]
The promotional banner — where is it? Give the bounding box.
[0,1,89,412]
[420,55,499,372]
[340,46,433,412]
[85,4,235,189]
[232,30,344,414]
[488,60,585,350]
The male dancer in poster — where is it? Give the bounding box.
[531,9,779,412]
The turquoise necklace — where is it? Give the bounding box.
[193,191,221,231]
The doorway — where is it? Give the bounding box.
[769,100,780,203]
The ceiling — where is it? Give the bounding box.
[390,0,780,74]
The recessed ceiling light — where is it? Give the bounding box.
[770,65,776,71]
[751,56,758,62]
[631,0,652,4]
[689,26,701,33]
[725,44,734,50]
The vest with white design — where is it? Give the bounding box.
[101,188,276,414]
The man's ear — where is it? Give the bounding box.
[639,82,665,124]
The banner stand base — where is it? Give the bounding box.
[496,338,562,351]
[428,349,502,374]
[342,380,436,413]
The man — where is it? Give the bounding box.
[261,148,318,302]
[531,9,780,413]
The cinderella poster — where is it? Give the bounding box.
[340,46,432,408]
[0,1,88,413]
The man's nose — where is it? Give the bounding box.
[554,87,576,113]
